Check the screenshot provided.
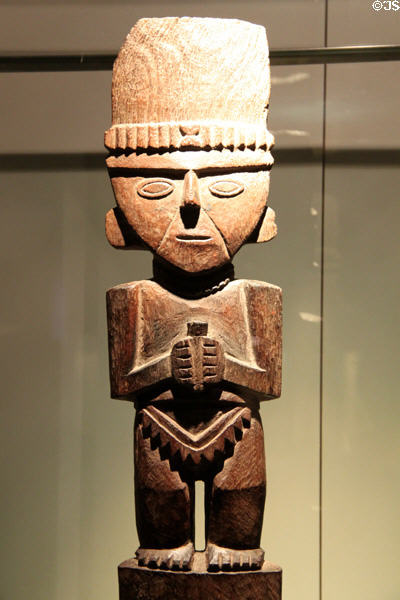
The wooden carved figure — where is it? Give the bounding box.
[105,17,282,599]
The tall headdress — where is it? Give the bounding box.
[105,17,274,164]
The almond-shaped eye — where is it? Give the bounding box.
[137,179,174,199]
[208,180,244,198]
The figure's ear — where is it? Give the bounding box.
[255,206,277,243]
[105,207,144,250]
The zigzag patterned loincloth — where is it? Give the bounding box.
[137,405,252,465]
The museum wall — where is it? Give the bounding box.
[0,1,398,600]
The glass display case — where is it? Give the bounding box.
[0,1,399,599]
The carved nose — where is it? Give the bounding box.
[180,170,200,229]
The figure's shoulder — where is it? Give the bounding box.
[226,280,282,316]
[107,280,140,304]
[106,279,159,298]
[106,280,175,316]
[230,278,282,296]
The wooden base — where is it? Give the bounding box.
[118,553,282,600]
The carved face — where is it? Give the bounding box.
[109,155,270,273]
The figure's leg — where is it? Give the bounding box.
[206,412,266,571]
[134,416,194,570]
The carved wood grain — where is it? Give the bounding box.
[104,16,283,598]
[119,556,282,600]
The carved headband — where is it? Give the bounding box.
[104,121,274,154]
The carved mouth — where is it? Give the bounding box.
[176,234,212,242]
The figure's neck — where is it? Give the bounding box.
[152,258,234,299]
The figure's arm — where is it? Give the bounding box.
[171,334,269,395]
[125,353,171,392]
[223,281,282,399]
[170,335,277,399]
[169,284,281,400]
[223,355,270,396]
[106,283,172,399]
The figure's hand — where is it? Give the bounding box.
[171,336,225,392]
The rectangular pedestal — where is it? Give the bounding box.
[118,553,282,600]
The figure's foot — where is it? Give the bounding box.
[136,542,194,571]
[206,543,264,571]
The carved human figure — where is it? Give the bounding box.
[105,17,282,572]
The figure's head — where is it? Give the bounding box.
[105,17,277,274]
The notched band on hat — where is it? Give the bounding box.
[105,121,275,153]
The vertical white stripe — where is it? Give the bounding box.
[194,481,206,551]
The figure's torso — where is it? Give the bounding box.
[107,278,282,403]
